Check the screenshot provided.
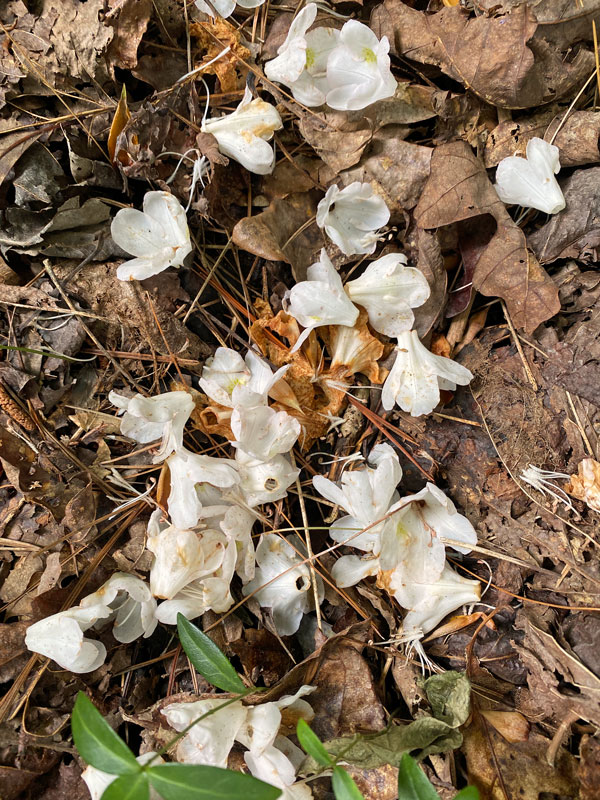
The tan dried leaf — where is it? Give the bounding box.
[190,19,250,93]
[566,458,600,512]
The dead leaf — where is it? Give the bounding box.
[479,710,530,743]
[371,1,594,109]
[579,734,600,800]
[106,0,152,72]
[107,85,131,164]
[299,111,373,174]
[414,140,559,332]
[190,19,250,93]
[566,458,600,512]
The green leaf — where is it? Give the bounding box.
[331,766,364,800]
[71,692,140,776]
[454,788,479,800]
[147,764,282,800]
[397,753,440,800]
[422,672,471,728]
[177,614,246,694]
[296,719,332,767]
[101,772,150,800]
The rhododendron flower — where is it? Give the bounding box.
[25,603,112,673]
[80,573,157,643]
[166,447,239,529]
[283,249,358,349]
[325,20,396,111]
[82,753,163,800]
[381,330,473,416]
[236,449,299,507]
[242,534,323,635]
[265,4,339,107]
[200,347,289,407]
[195,0,265,20]
[230,385,301,461]
[109,389,194,462]
[146,510,229,599]
[201,87,283,174]
[494,137,565,215]
[245,747,313,800]
[316,182,390,256]
[345,253,430,337]
[111,191,192,281]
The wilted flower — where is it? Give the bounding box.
[265,4,339,108]
[80,573,157,643]
[111,191,192,281]
[325,20,396,111]
[167,447,239,530]
[230,384,301,461]
[242,534,323,636]
[201,87,283,175]
[345,253,430,337]
[195,0,265,20]
[82,753,163,800]
[235,449,299,507]
[283,249,359,349]
[200,347,289,407]
[566,458,600,512]
[147,510,229,599]
[25,603,112,673]
[381,330,473,417]
[245,747,313,800]
[494,137,565,215]
[109,389,194,462]
[316,182,390,256]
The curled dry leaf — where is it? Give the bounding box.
[566,458,600,513]
[414,140,559,332]
[189,18,251,93]
[371,0,594,109]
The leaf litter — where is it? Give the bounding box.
[0,0,599,799]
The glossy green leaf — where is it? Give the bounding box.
[454,787,479,800]
[72,692,140,776]
[101,772,150,800]
[296,719,332,767]
[147,764,282,800]
[397,753,439,800]
[331,766,364,800]
[177,614,246,694]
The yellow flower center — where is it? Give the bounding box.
[362,47,377,64]
[306,48,315,69]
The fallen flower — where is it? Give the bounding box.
[82,753,163,800]
[109,389,194,462]
[242,534,323,636]
[111,191,192,281]
[80,573,157,643]
[345,253,430,337]
[325,19,396,111]
[283,249,359,348]
[195,0,265,20]
[316,182,390,256]
[265,3,339,107]
[381,330,473,416]
[235,449,299,507]
[201,87,283,174]
[200,347,290,407]
[494,137,566,215]
[566,457,600,512]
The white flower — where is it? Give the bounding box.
[230,385,301,461]
[245,747,314,800]
[316,182,390,256]
[147,510,229,599]
[111,191,192,281]
[195,0,264,20]
[82,753,163,800]
[163,697,248,766]
[25,603,112,673]
[494,137,565,215]
[325,20,396,111]
[381,330,473,417]
[200,347,289,407]
[242,534,323,636]
[80,573,157,643]
[155,538,237,623]
[345,253,430,337]
[166,447,239,530]
[201,88,283,175]
[283,249,359,349]
[109,389,194,462]
[235,449,299,507]
[265,4,339,108]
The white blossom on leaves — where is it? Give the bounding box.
[202,88,283,175]
[111,191,192,281]
[325,20,396,111]
[494,137,565,215]
[316,182,390,256]
[242,534,323,636]
[381,330,473,417]
[109,389,194,462]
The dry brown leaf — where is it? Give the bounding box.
[190,19,250,93]
[566,458,600,512]
[414,140,559,332]
[479,710,530,743]
[579,734,600,800]
[371,1,594,109]
[105,0,152,72]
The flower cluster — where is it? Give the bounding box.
[265,5,396,110]
[314,444,480,657]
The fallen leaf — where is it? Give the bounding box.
[479,710,530,743]
[579,734,600,800]
[414,140,559,332]
[190,18,250,93]
[106,0,152,72]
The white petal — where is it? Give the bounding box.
[162,698,247,766]
[111,208,164,258]
[494,137,565,215]
[236,449,299,507]
[195,0,236,17]
[316,182,390,256]
[331,553,379,587]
